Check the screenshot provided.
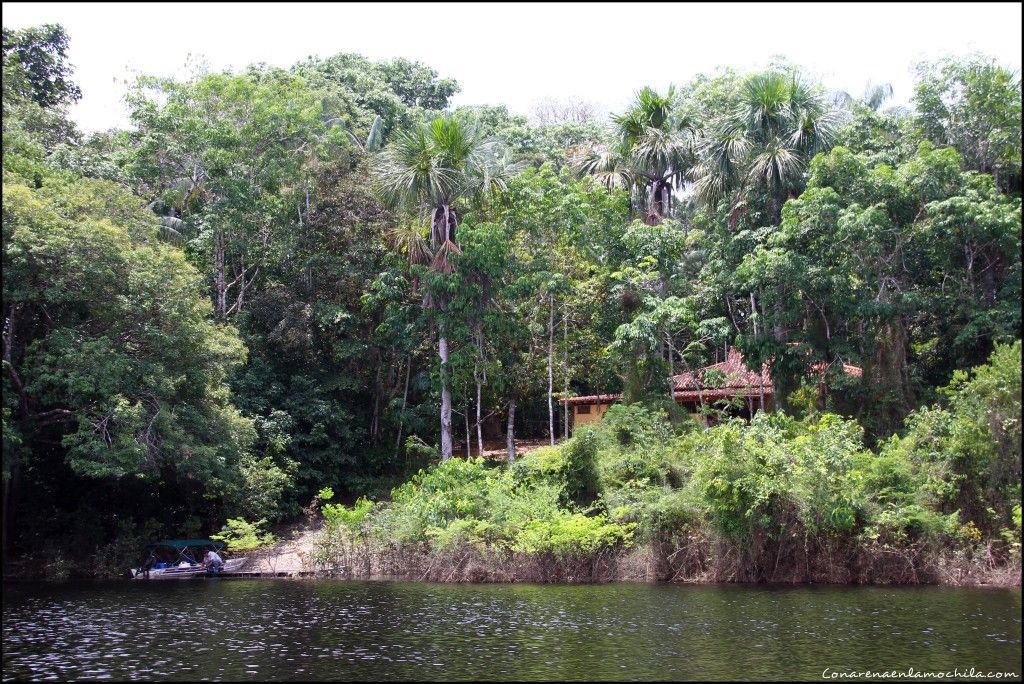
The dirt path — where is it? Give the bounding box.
[238,522,323,574]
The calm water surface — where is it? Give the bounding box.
[3,580,1021,681]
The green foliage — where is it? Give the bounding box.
[512,511,634,557]
[210,517,276,552]
[913,55,1022,188]
[553,428,602,506]
[233,455,293,523]
[881,341,1021,533]
[2,23,82,108]
[322,497,374,531]
[360,455,632,559]
[404,435,438,466]
[3,167,255,506]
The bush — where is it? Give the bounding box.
[601,403,672,448]
[686,413,868,542]
[404,435,439,469]
[881,341,1022,533]
[323,497,374,532]
[558,429,602,505]
[211,517,276,552]
[232,455,293,523]
[513,511,635,557]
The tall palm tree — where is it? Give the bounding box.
[375,115,519,460]
[577,86,698,224]
[694,71,840,222]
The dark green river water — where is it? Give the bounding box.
[2,580,1021,681]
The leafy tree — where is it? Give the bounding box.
[913,56,1022,192]
[694,69,841,220]
[2,24,81,109]
[3,170,254,555]
[125,69,324,320]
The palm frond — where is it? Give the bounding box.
[747,138,801,190]
[365,114,383,152]
[863,82,894,111]
[156,215,186,244]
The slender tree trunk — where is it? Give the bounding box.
[475,327,484,457]
[750,291,759,339]
[371,358,382,444]
[214,228,227,319]
[506,399,517,462]
[475,377,483,458]
[395,358,411,458]
[439,331,453,460]
[666,335,676,402]
[464,394,471,459]
[563,305,569,441]
[547,294,555,446]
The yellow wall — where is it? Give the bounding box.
[573,403,611,427]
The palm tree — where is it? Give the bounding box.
[577,86,698,224]
[375,115,519,460]
[694,71,840,221]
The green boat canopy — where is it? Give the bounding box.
[145,539,224,551]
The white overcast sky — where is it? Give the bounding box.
[2,2,1021,133]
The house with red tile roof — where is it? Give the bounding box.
[559,348,862,432]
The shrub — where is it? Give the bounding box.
[881,341,1022,533]
[559,428,602,505]
[322,497,374,532]
[211,517,276,552]
[404,435,439,469]
[513,511,635,557]
[232,454,293,523]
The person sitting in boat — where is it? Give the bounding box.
[203,549,224,573]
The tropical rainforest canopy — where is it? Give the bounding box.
[2,24,1020,576]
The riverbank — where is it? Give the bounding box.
[272,528,1021,587]
[285,396,1021,589]
[4,524,1019,587]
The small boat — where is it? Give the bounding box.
[130,539,247,579]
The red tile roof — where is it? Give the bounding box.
[560,393,622,406]
[672,348,771,393]
[560,348,862,406]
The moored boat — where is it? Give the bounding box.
[130,539,247,579]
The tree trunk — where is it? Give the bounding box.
[464,394,471,459]
[666,335,677,402]
[214,228,227,319]
[547,294,555,446]
[429,200,457,461]
[506,399,517,462]
[475,327,485,457]
[773,299,786,342]
[475,377,483,458]
[750,291,759,339]
[439,332,453,460]
[563,305,569,441]
[371,358,382,444]
[395,358,411,458]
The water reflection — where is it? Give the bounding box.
[3,581,1021,681]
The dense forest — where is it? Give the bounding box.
[2,24,1020,581]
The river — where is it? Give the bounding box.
[3,580,1021,681]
